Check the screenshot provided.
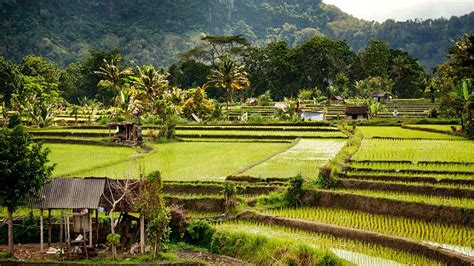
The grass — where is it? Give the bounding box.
[210,224,346,265]
[176,129,347,138]
[352,139,474,162]
[45,144,137,177]
[349,161,474,173]
[60,142,290,181]
[344,170,474,181]
[215,221,441,265]
[263,207,473,247]
[357,126,462,139]
[406,124,461,132]
[243,139,346,179]
[332,188,474,209]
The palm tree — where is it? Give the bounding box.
[205,55,250,120]
[94,58,132,104]
[135,65,169,113]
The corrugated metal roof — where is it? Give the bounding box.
[28,178,106,209]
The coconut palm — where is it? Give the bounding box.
[94,58,132,104]
[134,65,169,113]
[205,55,250,120]
[449,79,473,131]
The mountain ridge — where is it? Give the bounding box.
[0,0,472,70]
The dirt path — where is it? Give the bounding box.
[175,250,250,266]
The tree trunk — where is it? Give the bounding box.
[7,208,13,254]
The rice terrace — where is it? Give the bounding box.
[0,1,473,265]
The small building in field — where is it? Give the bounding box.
[107,122,142,144]
[371,92,392,103]
[300,111,324,121]
[346,106,368,120]
[331,96,345,104]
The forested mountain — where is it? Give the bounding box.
[1,0,473,70]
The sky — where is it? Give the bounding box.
[322,0,474,22]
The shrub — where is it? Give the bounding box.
[285,174,305,207]
[169,204,188,241]
[185,220,215,248]
[257,90,273,106]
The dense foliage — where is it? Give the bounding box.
[0,0,472,70]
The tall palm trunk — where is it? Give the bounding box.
[7,208,13,254]
[226,87,231,120]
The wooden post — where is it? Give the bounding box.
[40,209,44,252]
[89,211,93,247]
[66,214,70,246]
[48,209,52,247]
[140,213,145,254]
[59,210,64,248]
[95,209,99,246]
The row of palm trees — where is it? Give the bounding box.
[94,54,250,120]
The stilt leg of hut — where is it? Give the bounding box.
[89,212,93,247]
[66,214,70,246]
[48,209,52,247]
[140,213,145,253]
[40,209,44,252]
[59,210,64,248]
[95,210,99,246]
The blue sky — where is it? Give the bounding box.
[322,0,474,22]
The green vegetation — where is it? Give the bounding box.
[353,139,474,162]
[45,144,136,177]
[357,126,462,139]
[50,142,289,181]
[349,161,474,172]
[212,222,346,265]
[332,189,474,209]
[264,207,472,247]
[405,124,461,132]
[214,221,441,265]
[244,139,346,178]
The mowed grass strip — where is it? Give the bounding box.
[69,142,290,181]
[352,139,474,162]
[263,207,473,247]
[244,139,346,179]
[215,221,441,265]
[358,126,462,139]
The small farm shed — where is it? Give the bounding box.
[300,111,324,121]
[28,178,146,254]
[371,92,391,103]
[346,106,368,120]
[107,122,142,144]
[331,96,345,104]
[28,178,106,253]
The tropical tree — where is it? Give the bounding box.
[134,65,169,113]
[205,55,250,119]
[447,80,473,132]
[0,125,54,254]
[94,58,132,105]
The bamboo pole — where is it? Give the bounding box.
[95,209,99,246]
[40,209,44,252]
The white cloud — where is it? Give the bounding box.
[323,0,474,22]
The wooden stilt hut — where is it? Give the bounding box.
[28,178,146,256]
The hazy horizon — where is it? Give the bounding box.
[323,0,474,22]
